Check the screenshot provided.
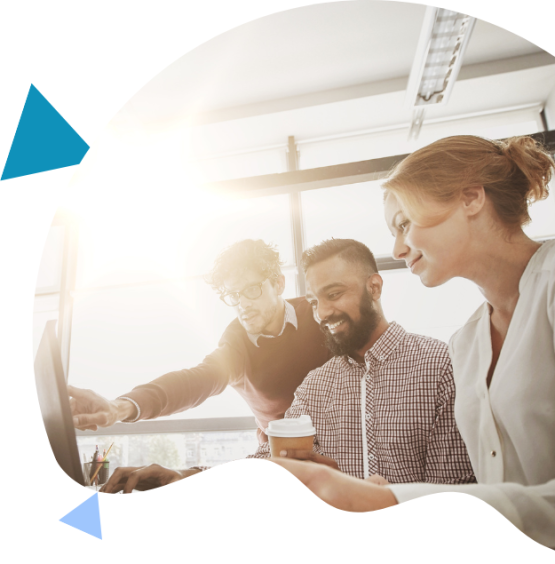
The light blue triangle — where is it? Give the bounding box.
[1,84,89,180]
[60,493,102,539]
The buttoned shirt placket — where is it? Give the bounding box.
[358,360,369,479]
[365,353,379,479]
[251,320,476,485]
[348,354,376,480]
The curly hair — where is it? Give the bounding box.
[205,239,284,294]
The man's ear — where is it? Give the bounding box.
[366,273,383,301]
[461,185,486,217]
[275,274,286,296]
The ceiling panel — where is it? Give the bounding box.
[126,1,547,127]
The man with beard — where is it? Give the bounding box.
[252,239,475,485]
[99,239,474,492]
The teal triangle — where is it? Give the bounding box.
[1,84,89,180]
[60,493,102,539]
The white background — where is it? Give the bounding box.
[1,0,555,561]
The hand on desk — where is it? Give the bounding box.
[269,457,398,512]
[100,464,202,493]
[68,385,136,431]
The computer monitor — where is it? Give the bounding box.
[34,320,85,486]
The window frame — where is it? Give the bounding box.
[204,130,555,281]
[75,416,258,436]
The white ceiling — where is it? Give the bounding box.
[123,0,550,129]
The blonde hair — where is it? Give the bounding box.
[383,135,554,228]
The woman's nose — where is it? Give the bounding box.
[392,235,409,260]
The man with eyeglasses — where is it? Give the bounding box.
[69,239,331,484]
[97,237,475,494]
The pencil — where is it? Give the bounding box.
[90,442,114,485]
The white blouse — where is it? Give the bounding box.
[389,239,555,549]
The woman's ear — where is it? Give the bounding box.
[461,185,486,217]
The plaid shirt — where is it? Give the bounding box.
[251,322,475,484]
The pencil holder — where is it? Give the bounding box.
[83,461,110,487]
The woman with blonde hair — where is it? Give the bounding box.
[271,134,555,548]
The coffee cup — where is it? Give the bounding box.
[266,415,316,457]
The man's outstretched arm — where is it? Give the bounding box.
[69,339,244,430]
[69,385,137,431]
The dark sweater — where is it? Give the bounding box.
[122,297,332,442]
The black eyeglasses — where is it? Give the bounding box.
[220,278,268,307]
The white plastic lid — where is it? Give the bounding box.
[265,415,316,438]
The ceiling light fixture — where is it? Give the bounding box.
[406,7,476,140]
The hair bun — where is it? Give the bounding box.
[501,136,552,204]
[383,134,554,229]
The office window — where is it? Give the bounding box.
[77,430,259,470]
[380,270,484,344]
[75,192,294,289]
[524,184,555,240]
[302,181,393,257]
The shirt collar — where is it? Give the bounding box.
[247,300,298,347]
[365,321,405,363]
[340,321,405,368]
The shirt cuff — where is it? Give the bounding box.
[116,396,141,423]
